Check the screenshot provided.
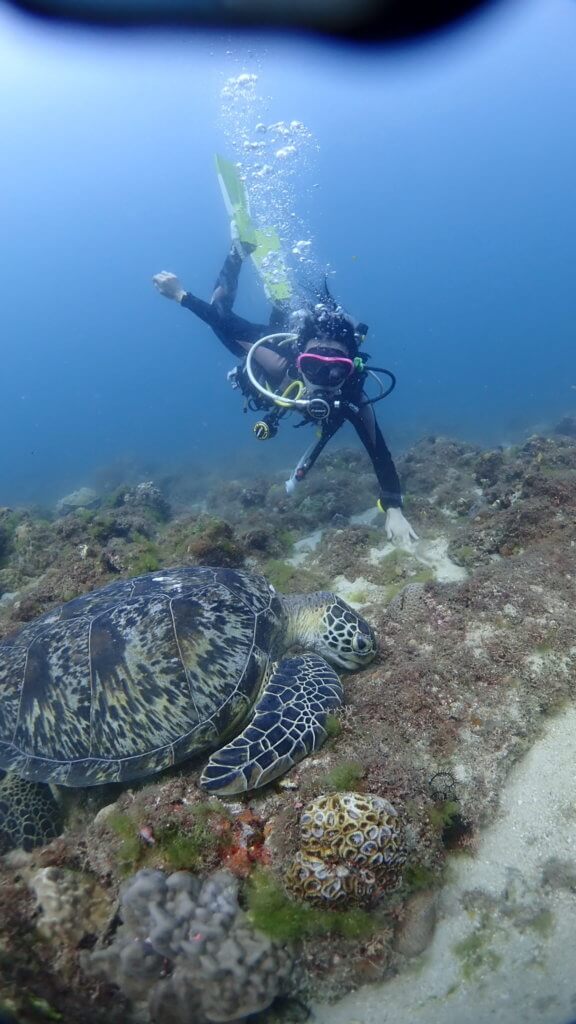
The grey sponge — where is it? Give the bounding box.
[92,868,295,1023]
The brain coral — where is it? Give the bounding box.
[286,791,405,905]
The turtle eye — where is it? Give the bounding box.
[352,633,373,655]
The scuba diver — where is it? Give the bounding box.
[153,237,418,548]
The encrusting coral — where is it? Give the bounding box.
[31,866,112,949]
[286,791,406,906]
[90,867,296,1023]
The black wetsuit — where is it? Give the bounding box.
[181,250,285,358]
[180,249,403,509]
[291,375,403,508]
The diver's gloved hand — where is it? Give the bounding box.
[153,271,186,303]
[384,507,419,548]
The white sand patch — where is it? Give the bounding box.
[464,623,497,654]
[287,512,466,590]
[439,505,460,519]
[350,507,381,527]
[525,651,573,677]
[287,529,323,566]
[330,575,390,609]
[311,704,576,1024]
[412,536,468,582]
[367,542,396,564]
[368,535,468,584]
[502,603,519,618]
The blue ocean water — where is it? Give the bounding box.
[0,0,574,506]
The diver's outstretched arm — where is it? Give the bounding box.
[153,242,244,321]
[153,269,227,336]
[153,261,287,370]
[345,398,418,546]
[346,400,402,508]
[284,413,345,494]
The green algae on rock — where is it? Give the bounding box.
[247,867,377,942]
[106,800,233,876]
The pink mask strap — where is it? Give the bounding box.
[297,354,353,371]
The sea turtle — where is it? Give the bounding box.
[0,566,375,850]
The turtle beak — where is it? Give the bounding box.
[327,652,360,671]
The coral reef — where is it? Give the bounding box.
[91,868,296,1023]
[0,509,17,569]
[31,865,112,950]
[1,428,576,1012]
[553,414,576,437]
[286,792,406,906]
[0,856,130,1024]
[56,486,100,516]
[182,516,245,566]
[117,480,171,522]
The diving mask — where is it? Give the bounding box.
[296,348,355,388]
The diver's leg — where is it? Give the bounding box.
[211,248,245,314]
[268,301,290,332]
[180,288,264,359]
[183,249,288,369]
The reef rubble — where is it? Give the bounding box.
[1,430,576,1022]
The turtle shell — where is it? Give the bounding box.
[0,567,282,786]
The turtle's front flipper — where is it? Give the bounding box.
[0,771,63,852]
[200,654,343,795]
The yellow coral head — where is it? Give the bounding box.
[286,791,406,906]
[283,592,376,671]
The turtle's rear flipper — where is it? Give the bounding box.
[0,771,63,853]
[200,654,343,795]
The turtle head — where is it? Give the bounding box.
[282,591,376,671]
